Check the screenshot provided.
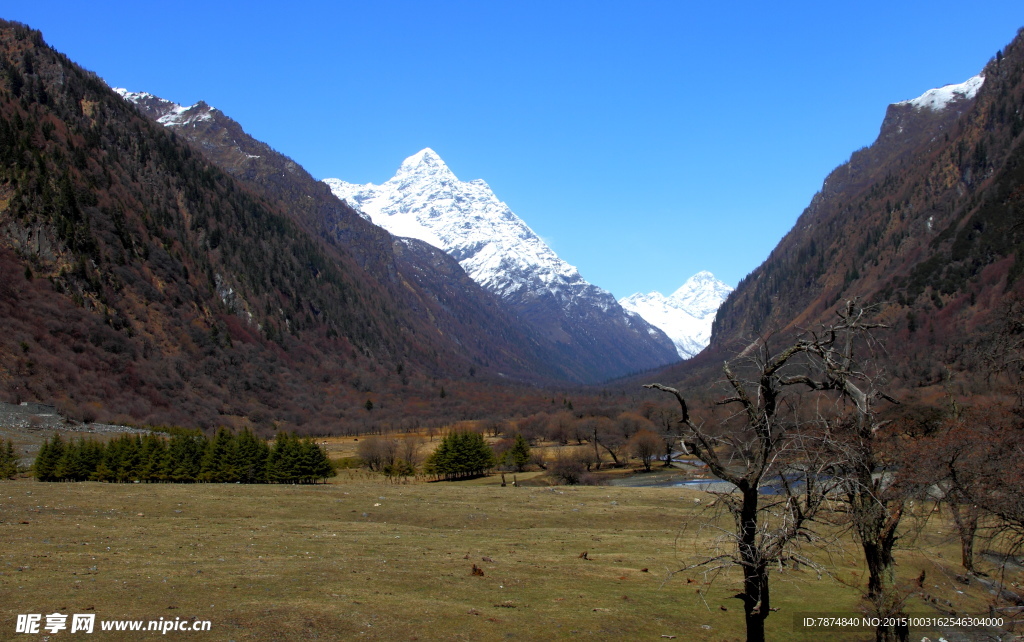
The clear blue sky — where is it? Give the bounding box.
[5,2,1024,298]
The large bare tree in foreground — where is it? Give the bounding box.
[646,302,901,642]
[799,304,910,642]
[646,345,838,639]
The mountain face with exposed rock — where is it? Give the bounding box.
[325,149,680,379]
[113,91,602,384]
[115,93,679,381]
[1,19,643,435]
[704,29,1024,390]
[619,271,733,359]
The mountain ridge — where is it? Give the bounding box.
[697,28,1024,392]
[325,148,680,380]
[113,91,600,384]
[0,19,625,434]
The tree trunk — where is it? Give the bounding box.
[861,538,908,641]
[738,485,770,642]
[949,500,979,573]
[855,496,908,642]
[596,438,620,465]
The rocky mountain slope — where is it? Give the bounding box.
[0,20,610,432]
[113,90,593,384]
[619,271,733,359]
[702,28,1024,389]
[325,149,679,379]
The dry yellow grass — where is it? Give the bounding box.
[0,476,1017,641]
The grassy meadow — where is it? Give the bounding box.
[2,458,1018,641]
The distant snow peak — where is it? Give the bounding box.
[897,74,984,112]
[620,272,733,359]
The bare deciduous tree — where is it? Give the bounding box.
[796,304,913,642]
[646,335,844,642]
[581,415,623,468]
[398,434,425,470]
[647,302,909,642]
[628,429,662,472]
[356,435,398,472]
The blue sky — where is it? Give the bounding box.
[5,2,1024,298]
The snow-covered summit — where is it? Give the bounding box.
[396,148,452,179]
[324,149,678,366]
[324,149,594,302]
[896,74,984,112]
[668,270,733,319]
[620,272,733,359]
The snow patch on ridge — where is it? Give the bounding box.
[897,74,984,112]
[157,103,216,126]
[112,88,156,102]
[113,87,217,127]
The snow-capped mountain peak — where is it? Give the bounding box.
[670,270,734,315]
[620,272,733,359]
[324,149,587,301]
[323,149,678,370]
[396,147,451,178]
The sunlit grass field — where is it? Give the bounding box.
[2,470,1016,641]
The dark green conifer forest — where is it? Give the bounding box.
[33,429,334,484]
[423,430,495,480]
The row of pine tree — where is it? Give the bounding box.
[423,431,497,480]
[34,429,335,484]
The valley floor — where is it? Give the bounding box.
[1,476,1017,641]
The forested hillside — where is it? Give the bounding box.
[116,91,599,384]
[701,28,1024,391]
[0,20,596,432]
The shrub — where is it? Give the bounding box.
[356,435,398,472]
[550,449,599,486]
